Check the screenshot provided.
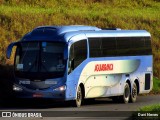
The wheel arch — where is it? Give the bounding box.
[126,79,131,92]
[134,79,140,95]
[79,83,85,99]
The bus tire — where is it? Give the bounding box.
[121,82,130,104]
[130,82,137,103]
[72,86,82,107]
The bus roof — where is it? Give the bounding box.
[21,25,151,42]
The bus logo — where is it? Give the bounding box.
[2,112,11,117]
[94,64,113,72]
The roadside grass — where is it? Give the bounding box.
[132,77,160,119]
[132,104,160,120]
[139,104,160,111]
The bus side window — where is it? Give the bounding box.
[89,38,102,57]
[74,40,87,68]
[144,37,152,55]
[68,40,87,74]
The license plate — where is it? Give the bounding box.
[33,93,43,98]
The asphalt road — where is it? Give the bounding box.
[0,95,159,120]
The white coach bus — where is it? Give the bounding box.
[6,25,153,107]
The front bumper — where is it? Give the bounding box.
[13,85,66,100]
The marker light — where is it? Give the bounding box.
[54,85,66,91]
[13,84,23,91]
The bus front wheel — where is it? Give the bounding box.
[121,82,130,104]
[72,86,82,107]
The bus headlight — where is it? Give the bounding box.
[54,85,66,91]
[13,84,23,91]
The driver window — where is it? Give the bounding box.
[68,39,87,74]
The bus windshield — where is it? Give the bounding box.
[15,42,66,79]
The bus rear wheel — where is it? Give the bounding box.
[121,82,130,104]
[72,86,82,107]
[130,82,137,103]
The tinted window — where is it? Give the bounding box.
[116,37,132,56]
[74,40,87,68]
[15,42,66,79]
[144,37,152,55]
[89,38,102,57]
[101,37,116,56]
[89,37,116,57]
[130,37,145,56]
[116,37,152,56]
[89,37,151,57]
[69,40,87,70]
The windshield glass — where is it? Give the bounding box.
[15,42,66,79]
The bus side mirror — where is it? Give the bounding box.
[6,42,17,59]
